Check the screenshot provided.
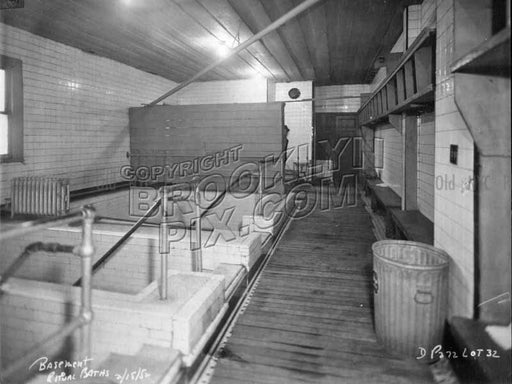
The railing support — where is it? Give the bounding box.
[160,187,169,300]
[75,206,95,360]
[192,183,203,272]
[259,160,265,216]
[0,206,95,381]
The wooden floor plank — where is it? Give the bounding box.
[210,193,434,384]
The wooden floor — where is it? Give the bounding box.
[209,193,434,384]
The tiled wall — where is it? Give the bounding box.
[1,279,175,370]
[434,0,474,318]
[391,32,406,54]
[407,5,422,48]
[370,68,388,93]
[0,23,268,204]
[375,125,403,197]
[314,84,370,113]
[421,0,437,29]
[171,78,267,105]
[417,112,435,221]
[391,1,436,55]
[275,82,313,168]
[0,23,176,204]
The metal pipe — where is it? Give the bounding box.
[287,95,362,104]
[194,182,202,272]
[0,317,84,381]
[0,207,95,381]
[148,0,324,106]
[259,160,264,216]
[160,187,169,300]
[76,206,95,361]
[0,242,74,294]
[0,210,83,241]
[73,198,161,286]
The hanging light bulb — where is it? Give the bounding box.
[216,41,231,58]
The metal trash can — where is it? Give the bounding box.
[372,240,450,361]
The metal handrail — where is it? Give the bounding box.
[0,207,96,382]
[83,165,278,298]
[73,197,162,287]
[160,176,242,275]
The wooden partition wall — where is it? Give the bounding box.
[128,102,285,188]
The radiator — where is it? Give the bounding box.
[11,177,70,217]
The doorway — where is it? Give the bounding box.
[314,113,361,185]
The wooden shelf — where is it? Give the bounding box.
[358,25,436,127]
[451,26,511,76]
[360,84,434,126]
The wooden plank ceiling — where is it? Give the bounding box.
[0,0,419,85]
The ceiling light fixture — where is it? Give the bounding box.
[216,41,231,58]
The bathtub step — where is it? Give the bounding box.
[210,263,246,300]
[26,375,117,384]
[24,346,182,384]
[96,345,182,384]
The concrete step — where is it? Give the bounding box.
[97,345,182,384]
[25,345,182,384]
[210,263,246,300]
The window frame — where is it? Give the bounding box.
[0,54,24,163]
[352,137,363,169]
[374,138,384,169]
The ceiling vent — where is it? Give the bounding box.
[287,87,301,100]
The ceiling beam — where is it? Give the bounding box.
[227,0,303,81]
[197,0,289,81]
[260,0,316,80]
[148,0,324,105]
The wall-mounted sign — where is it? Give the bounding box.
[0,0,24,9]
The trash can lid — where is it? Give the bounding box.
[372,240,450,269]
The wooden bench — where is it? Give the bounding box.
[365,179,433,244]
[389,209,434,245]
[364,179,401,237]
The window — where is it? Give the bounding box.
[352,137,363,169]
[0,55,23,162]
[374,138,384,169]
[0,68,6,155]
